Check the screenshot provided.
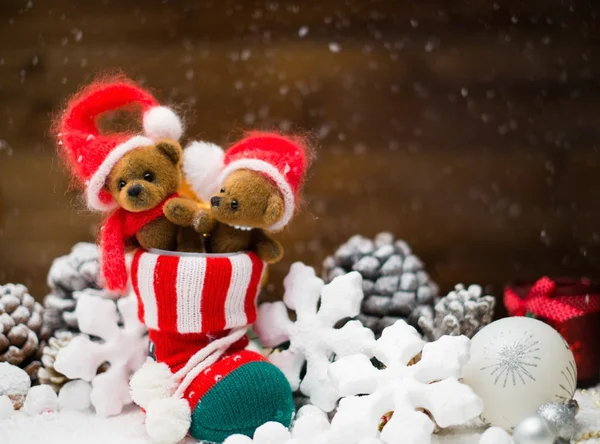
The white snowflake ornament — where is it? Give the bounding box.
[254,262,376,412]
[54,292,147,417]
[328,320,483,444]
[330,320,471,396]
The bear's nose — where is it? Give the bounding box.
[127,184,143,197]
[210,196,221,207]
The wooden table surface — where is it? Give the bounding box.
[1,0,599,312]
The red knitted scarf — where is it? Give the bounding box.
[100,194,178,292]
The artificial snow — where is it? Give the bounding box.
[3,388,600,444]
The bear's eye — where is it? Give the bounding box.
[230,200,239,210]
[118,180,126,190]
[220,188,225,193]
[143,171,154,182]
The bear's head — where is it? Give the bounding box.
[208,169,284,229]
[106,139,183,212]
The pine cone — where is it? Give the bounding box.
[418,284,496,341]
[0,284,45,382]
[322,232,439,336]
[42,243,116,337]
[38,330,73,392]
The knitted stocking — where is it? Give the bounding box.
[129,250,294,444]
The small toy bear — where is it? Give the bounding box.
[166,132,309,262]
[56,78,194,291]
[166,169,284,263]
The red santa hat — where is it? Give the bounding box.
[183,132,308,232]
[57,78,183,212]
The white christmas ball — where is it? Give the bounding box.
[58,380,92,411]
[463,317,576,430]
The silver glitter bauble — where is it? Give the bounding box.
[512,415,557,444]
[537,399,579,441]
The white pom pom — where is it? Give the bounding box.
[296,404,328,420]
[130,360,176,409]
[0,395,14,419]
[58,380,92,411]
[143,106,183,141]
[145,396,191,444]
[292,412,330,439]
[182,140,225,201]
[479,426,514,444]
[23,385,59,415]
[223,435,253,444]
[252,421,291,444]
[292,405,330,440]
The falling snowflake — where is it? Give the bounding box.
[480,331,541,387]
[298,26,309,37]
[329,42,341,53]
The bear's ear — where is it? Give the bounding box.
[263,193,284,225]
[156,139,183,165]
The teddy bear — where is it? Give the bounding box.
[55,77,197,292]
[165,169,284,263]
[165,132,310,263]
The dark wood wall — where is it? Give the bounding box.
[1,0,600,308]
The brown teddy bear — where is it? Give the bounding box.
[104,139,194,251]
[56,78,199,291]
[165,169,285,263]
[165,132,309,262]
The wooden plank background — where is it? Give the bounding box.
[1,0,600,314]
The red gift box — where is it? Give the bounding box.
[504,277,600,386]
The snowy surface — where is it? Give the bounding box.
[0,406,484,444]
[1,388,600,444]
[0,406,196,444]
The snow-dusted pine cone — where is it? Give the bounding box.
[38,330,73,392]
[322,232,439,336]
[418,284,495,341]
[0,284,45,382]
[42,243,116,337]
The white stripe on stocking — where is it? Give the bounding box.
[176,255,207,333]
[224,254,253,329]
[138,252,159,329]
